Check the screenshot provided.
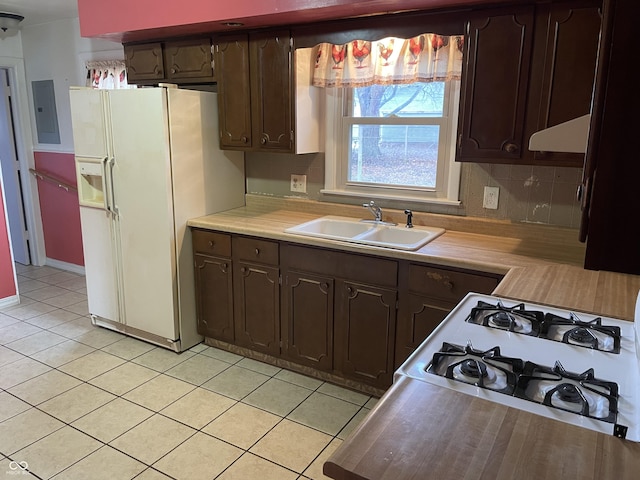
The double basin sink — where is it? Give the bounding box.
[284,216,445,251]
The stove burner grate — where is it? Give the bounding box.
[514,361,619,423]
[466,301,622,354]
[541,312,621,354]
[426,342,524,395]
[466,300,544,336]
[425,343,621,425]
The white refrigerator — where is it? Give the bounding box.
[69,86,245,352]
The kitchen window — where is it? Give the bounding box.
[316,36,463,205]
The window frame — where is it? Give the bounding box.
[322,79,462,206]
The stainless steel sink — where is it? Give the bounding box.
[284,216,445,251]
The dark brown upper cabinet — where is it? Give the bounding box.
[457,6,535,163]
[215,29,322,154]
[124,42,166,84]
[216,30,292,152]
[456,1,601,167]
[162,38,215,83]
[529,2,601,166]
[124,37,215,85]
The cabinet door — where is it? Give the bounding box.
[335,281,397,389]
[233,262,280,356]
[282,271,334,371]
[216,35,253,149]
[164,38,215,83]
[250,29,293,152]
[457,7,535,162]
[395,295,454,368]
[395,263,501,367]
[532,3,601,167]
[194,254,234,342]
[124,43,165,83]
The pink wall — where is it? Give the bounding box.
[78,0,484,42]
[34,152,84,267]
[0,181,17,299]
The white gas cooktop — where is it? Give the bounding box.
[395,293,640,441]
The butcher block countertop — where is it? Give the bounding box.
[324,375,640,480]
[188,196,640,479]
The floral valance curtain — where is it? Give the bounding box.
[312,34,464,88]
[85,60,132,89]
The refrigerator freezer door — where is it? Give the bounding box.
[79,207,120,322]
[108,88,179,340]
[69,88,109,158]
[70,88,121,326]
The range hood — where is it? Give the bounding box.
[528,114,591,153]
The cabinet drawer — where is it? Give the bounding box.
[408,264,499,302]
[283,244,397,287]
[233,236,279,265]
[192,229,231,257]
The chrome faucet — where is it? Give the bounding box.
[363,201,383,222]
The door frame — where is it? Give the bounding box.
[0,56,45,266]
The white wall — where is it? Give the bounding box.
[21,17,124,153]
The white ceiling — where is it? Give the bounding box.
[0,0,78,28]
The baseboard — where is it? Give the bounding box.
[0,295,20,309]
[45,258,85,275]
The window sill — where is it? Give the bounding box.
[320,188,461,206]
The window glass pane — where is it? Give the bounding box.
[352,83,445,118]
[348,124,439,188]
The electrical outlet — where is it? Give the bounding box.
[290,174,307,193]
[483,186,499,209]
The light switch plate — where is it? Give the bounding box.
[483,186,499,209]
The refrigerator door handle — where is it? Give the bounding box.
[107,157,118,216]
[102,156,113,214]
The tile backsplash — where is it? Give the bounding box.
[245,152,583,229]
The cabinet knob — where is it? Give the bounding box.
[255,248,260,256]
[241,266,247,273]
[347,286,354,295]
[208,240,215,247]
[576,184,583,203]
[171,68,176,74]
[260,137,267,145]
[504,143,518,153]
[241,136,249,144]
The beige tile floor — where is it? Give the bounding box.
[0,264,378,480]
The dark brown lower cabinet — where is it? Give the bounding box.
[192,230,234,342]
[395,263,501,367]
[395,294,457,368]
[233,261,281,356]
[335,281,397,389]
[232,236,281,356]
[193,254,234,342]
[281,271,334,371]
[192,229,503,391]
